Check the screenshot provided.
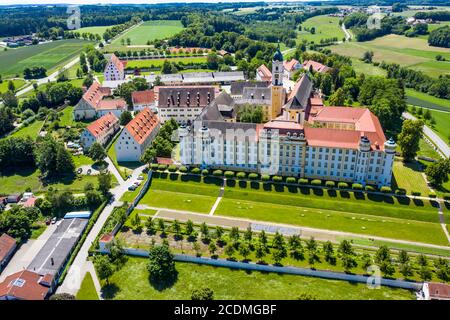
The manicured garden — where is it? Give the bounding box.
[103,257,415,300]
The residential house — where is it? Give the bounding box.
[131,90,156,112]
[0,270,51,300]
[256,64,272,82]
[104,53,126,81]
[283,59,301,79]
[0,234,17,272]
[302,60,330,73]
[80,112,120,150]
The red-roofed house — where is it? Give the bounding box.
[256,64,272,82]
[421,282,450,300]
[302,60,330,73]
[104,53,125,81]
[22,197,37,208]
[74,81,127,120]
[283,59,301,79]
[115,108,160,162]
[132,90,156,111]
[80,112,120,149]
[0,270,51,300]
[0,234,17,272]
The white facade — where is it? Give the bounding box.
[157,106,204,124]
[104,59,125,81]
[115,125,160,162]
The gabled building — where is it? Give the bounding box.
[115,108,160,162]
[283,58,301,79]
[132,90,156,112]
[256,64,272,82]
[0,270,51,300]
[0,234,17,272]
[302,60,330,73]
[80,112,120,150]
[73,81,127,120]
[104,53,126,81]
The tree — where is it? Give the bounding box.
[94,255,114,284]
[328,88,346,106]
[97,171,112,195]
[191,287,214,300]
[397,119,423,161]
[158,219,166,235]
[7,80,15,92]
[35,136,75,179]
[131,213,141,232]
[434,258,450,282]
[224,244,235,260]
[208,242,217,256]
[416,254,428,267]
[140,147,157,164]
[49,293,76,300]
[119,111,133,126]
[88,142,107,163]
[322,241,336,265]
[185,219,194,237]
[2,91,18,109]
[239,243,251,260]
[361,253,372,270]
[272,247,287,265]
[206,53,219,70]
[200,222,209,242]
[425,159,450,187]
[362,51,374,63]
[258,230,268,249]
[229,226,240,243]
[147,244,177,284]
[418,266,432,281]
[145,217,155,234]
[255,244,266,262]
[320,73,333,96]
[172,219,182,239]
[244,226,253,242]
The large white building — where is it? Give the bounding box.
[115,108,160,162]
[104,54,125,81]
[80,112,120,150]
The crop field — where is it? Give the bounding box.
[0,39,93,78]
[329,34,450,78]
[124,56,207,69]
[406,89,450,112]
[75,25,112,36]
[297,15,345,43]
[111,20,184,47]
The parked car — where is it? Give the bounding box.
[134,181,141,186]
[137,175,144,181]
[128,185,137,191]
[51,217,57,224]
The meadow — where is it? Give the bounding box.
[103,258,414,300]
[0,79,26,93]
[406,89,450,112]
[0,39,93,78]
[75,25,112,36]
[329,34,450,78]
[124,56,207,69]
[297,15,345,43]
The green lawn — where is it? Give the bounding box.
[58,106,76,127]
[72,154,94,168]
[406,89,450,112]
[107,133,141,180]
[392,159,431,196]
[0,39,93,78]
[124,56,207,70]
[0,79,26,94]
[76,272,99,300]
[111,20,184,47]
[103,258,414,300]
[329,34,450,78]
[424,108,450,143]
[76,25,113,36]
[418,138,442,160]
[297,15,345,43]
[10,120,44,138]
[350,58,387,76]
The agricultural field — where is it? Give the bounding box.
[124,56,207,69]
[350,58,387,76]
[329,34,450,78]
[75,25,112,36]
[0,79,27,94]
[406,89,450,112]
[297,15,345,43]
[110,20,184,48]
[102,257,414,300]
[0,39,93,78]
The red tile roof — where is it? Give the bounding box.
[310,97,324,107]
[23,197,37,208]
[0,233,16,262]
[428,282,450,300]
[99,233,114,243]
[302,60,330,73]
[96,98,127,110]
[125,107,160,145]
[0,270,50,300]
[283,59,300,72]
[132,90,155,106]
[86,112,119,138]
[82,81,111,109]
[110,54,125,73]
[257,64,272,80]
[156,157,173,165]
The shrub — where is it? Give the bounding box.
[213,170,223,177]
[179,166,188,173]
[395,188,407,195]
[191,167,201,174]
[286,177,296,184]
[201,169,209,176]
[380,186,392,193]
[150,163,159,170]
[261,174,270,181]
[338,182,348,189]
[352,183,363,190]
[365,185,376,192]
[168,165,177,172]
[429,192,437,198]
[311,179,322,186]
[236,172,246,179]
[298,178,309,185]
[325,181,335,188]
[157,164,167,171]
[411,191,421,196]
[271,176,282,182]
[224,171,234,178]
[248,173,258,180]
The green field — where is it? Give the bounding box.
[420,108,450,143]
[102,257,414,300]
[124,56,207,69]
[350,58,387,76]
[10,120,44,138]
[111,20,184,47]
[418,138,442,160]
[297,15,345,43]
[0,79,26,93]
[329,34,450,78]
[0,39,93,78]
[76,25,112,36]
[76,272,99,300]
[406,89,450,112]
[392,159,430,195]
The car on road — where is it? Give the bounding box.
[137,175,144,180]
[134,181,141,186]
[51,217,57,224]
[128,185,137,191]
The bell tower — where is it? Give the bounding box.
[270,42,285,120]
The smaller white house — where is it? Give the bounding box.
[80,112,120,150]
[131,90,156,112]
[115,108,160,162]
[104,53,125,81]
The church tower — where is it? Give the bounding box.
[270,42,286,120]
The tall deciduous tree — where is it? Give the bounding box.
[397,119,423,161]
[147,244,177,284]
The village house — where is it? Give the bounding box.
[302,60,330,73]
[131,90,156,112]
[283,58,302,79]
[0,270,52,300]
[104,53,126,81]
[115,108,160,162]
[0,234,17,272]
[256,64,272,82]
[80,112,120,150]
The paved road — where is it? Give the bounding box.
[403,112,450,158]
[57,164,147,295]
[105,156,125,185]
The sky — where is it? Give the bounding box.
[1,0,317,5]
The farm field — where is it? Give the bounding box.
[350,58,387,76]
[297,15,344,43]
[75,25,112,36]
[110,20,184,47]
[0,39,93,78]
[406,89,450,112]
[329,34,450,78]
[0,79,26,93]
[102,257,414,300]
[124,56,207,69]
